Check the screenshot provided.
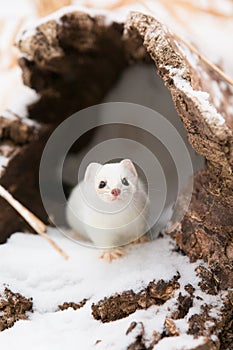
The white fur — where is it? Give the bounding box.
[66,160,149,248]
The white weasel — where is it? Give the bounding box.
[66,159,149,260]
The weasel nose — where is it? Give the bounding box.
[111,188,121,197]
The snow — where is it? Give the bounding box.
[0,19,21,71]
[0,156,9,176]
[166,66,230,140]
[152,335,205,350]
[0,228,224,349]
[16,4,126,44]
[0,67,40,118]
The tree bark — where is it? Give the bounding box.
[124,12,233,291]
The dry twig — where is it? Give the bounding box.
[173,32,233,86]
[0,185,69,260]
[159,0,233,19]
[108,0,233,18]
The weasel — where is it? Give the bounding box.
[66,159,149,261]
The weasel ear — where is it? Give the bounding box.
[120,159,137,177]
[84,162,102,182]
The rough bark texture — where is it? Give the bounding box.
[0,111,52,241]
[18,12,127,124]
[124,12,233,291]
[0,8,232,349]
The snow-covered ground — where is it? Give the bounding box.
[0,229,224,349]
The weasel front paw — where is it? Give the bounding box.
[99,248,124,262]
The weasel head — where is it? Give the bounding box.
[84,159,138,204]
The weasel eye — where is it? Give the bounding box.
[122,177,129,186]
[99,181,106,189]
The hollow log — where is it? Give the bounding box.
[0,8,232,349]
